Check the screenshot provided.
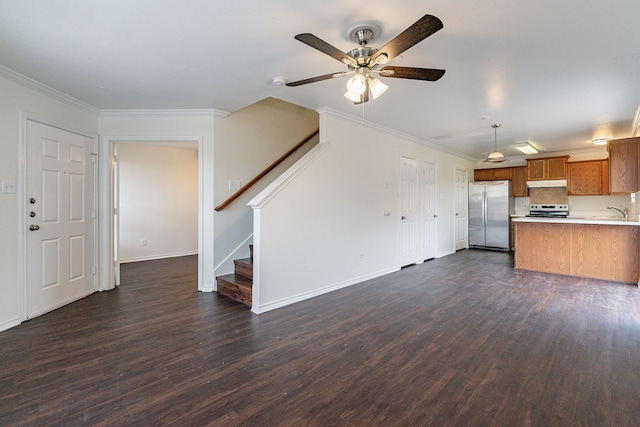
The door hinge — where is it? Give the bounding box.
[92,266,96,275]
[92,210,96,219]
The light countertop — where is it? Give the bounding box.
[511,216,640,226]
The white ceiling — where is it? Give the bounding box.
[2,0,639,161]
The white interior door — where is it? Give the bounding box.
[400,156,417,267]
[26,120,96,318]
[454,168,468,251]
[421,161,437,261]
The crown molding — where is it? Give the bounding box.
[316,107,476,161]
[0,64,99,114]
[100,109,229,118]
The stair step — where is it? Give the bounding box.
[234,258,253,280]
[216,274,252,307]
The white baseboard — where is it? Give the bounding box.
[120,251,197,264]
[0,316,21,333]
[251,267,399,314]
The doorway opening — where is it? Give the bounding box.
[115,141,198,280]
[100,136,205,292]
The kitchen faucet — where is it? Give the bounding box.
[607,205,629,218]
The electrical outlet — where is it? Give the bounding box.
[141,239,147,246]
[228,180,241,190]
[2,179,16,194]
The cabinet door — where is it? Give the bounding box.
[474,169,491,181]
[609,137,639,193]
[547,158,567,179]
[567,160,609,195]
[491,168,512,180]
[527,159,545,180]
[512,166,528,197]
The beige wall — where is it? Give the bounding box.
[213,97,319,276]
[118,143,198,262]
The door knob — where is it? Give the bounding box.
[29,224,40,231]
[434,214,438,218]
[401,216,406,220]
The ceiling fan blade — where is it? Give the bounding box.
[379,66,446,81]
[371,14,443,63]
[294,33,357,66]
[285,72,347,87]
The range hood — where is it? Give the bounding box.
[527,179,567,188]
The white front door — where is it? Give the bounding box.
[454,168,468,251]
[399,156,417,267]
[421,161,437,261]
[26,120,96,318]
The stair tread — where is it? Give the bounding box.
[217,273,252,289]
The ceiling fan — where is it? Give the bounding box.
[286,14,446,104]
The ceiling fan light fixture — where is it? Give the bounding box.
[368,78,388,99]
[346,73,367,95]
[344,90,362,102]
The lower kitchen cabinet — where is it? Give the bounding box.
[514,222,639,283]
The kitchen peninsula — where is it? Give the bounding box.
[512,216,640,285]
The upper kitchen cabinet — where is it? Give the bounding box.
[512,166,528,197]
[473,167,512,181]
[609,137,640,193]
[473,166,528,197]
[527,156,569,180]
[567,159,609,195]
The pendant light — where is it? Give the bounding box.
[484,124,508,163]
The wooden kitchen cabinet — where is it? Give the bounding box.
[567,159,609,195]
[512,166,528,197]
[609,137,640,193]
[473,167,512,182]
[474,166,528,197]
[514,221,639,283]
[527,156,569,180]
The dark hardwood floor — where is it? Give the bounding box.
[2,250,640,426]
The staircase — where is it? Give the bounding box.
[216,245,253,307]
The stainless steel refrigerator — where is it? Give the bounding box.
[468,180,513,251]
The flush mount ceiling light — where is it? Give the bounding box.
[592,138,609,146]
[484,124,508,163]
[514,142,538,154]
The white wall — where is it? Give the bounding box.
[0,72,99,332]
[213,97,319,276]
[249,110,477,313]
[118,143,198,262]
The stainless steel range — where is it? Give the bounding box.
[527,203,569,218]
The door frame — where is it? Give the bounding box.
[18,111,99,321]
[99,135,206,292]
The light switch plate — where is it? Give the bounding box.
[2,179,16,194]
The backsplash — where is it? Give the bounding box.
[528,187,569,204]
[514,193,639,219]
